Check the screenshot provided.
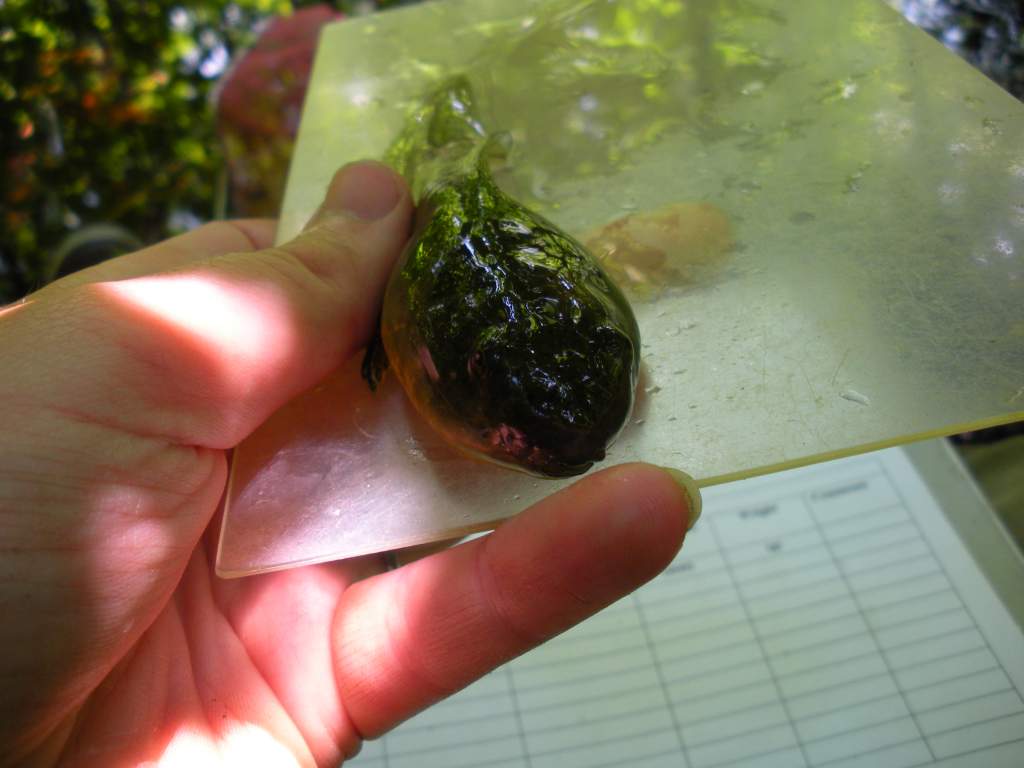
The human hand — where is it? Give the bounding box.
[0,162,698,766]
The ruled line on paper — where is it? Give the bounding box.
[890,643,992,680]
[885,626,985,667]
[526,723,678,762]
[687,714,794,752]
[865,589,960,627]
[511,642,650,680]
[918,684,1018,715]
[642,604,744,644]
[794,694,910,743]
[681,702,789,747]
[927,711,1024,759]
[516,623,757,681]
[715,745,807,768]
[828,522,920,558]
[845,558,943,594]
[505,678,658,719]
[727,528,826,565]
[842,549,935,580]
[803,717,920,765]
[894,646,995,690]
[634,578,736,614]
[689,722,799,768]
[855,572,953,611]
[731,551,837,584]
[753,596,862,638]
[704,522,819,551]
[639,600,748,637]
[395,703,505,736]
[774,646,884,684]
[917,689,1024,735]
[789,689,906,726]
[770,635,879,678]
[813,735,926,768]
[839,538,930,575]
[519,697,668,742]
[739,560,843,600]
[677,694,792,733]
[560,743,682,768]
[512,655,655,696]
[638,615,755,654]
[386,718,522,758]
[757,593,860,626]
[659,645,766,691]
[818,504,909,541]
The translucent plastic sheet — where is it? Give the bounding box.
[217,0,1024,576]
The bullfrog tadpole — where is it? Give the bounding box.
[363,76,640,478]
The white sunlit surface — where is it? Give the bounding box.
[218,0,1024,576]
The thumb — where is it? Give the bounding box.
[8,161,413,449]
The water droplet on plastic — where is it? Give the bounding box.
[840,388,871,406]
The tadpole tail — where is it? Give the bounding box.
[383,75,490,200]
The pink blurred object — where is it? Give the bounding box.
[215,5,343,217]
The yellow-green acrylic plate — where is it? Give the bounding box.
[217,0,1024,576]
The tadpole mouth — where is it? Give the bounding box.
[525,456,595,478]
[482,422,603,478]
[521,433,606,478]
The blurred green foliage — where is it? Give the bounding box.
[0,0,1018,303]
[0,0,418,302]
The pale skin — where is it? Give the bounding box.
[0,162,697,767]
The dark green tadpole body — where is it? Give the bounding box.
[365,76,640,478]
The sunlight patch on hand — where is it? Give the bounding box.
[219,722,303,767]
[101,273,300,379]
[158,722,301,767]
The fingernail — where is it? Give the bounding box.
[327,161,403,220]
[659,467,702,531]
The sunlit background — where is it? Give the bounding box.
[1,0,1021,303]
[0,0,414,301]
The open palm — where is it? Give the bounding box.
[0,163,693,766]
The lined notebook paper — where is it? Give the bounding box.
[347,448,1024,768]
